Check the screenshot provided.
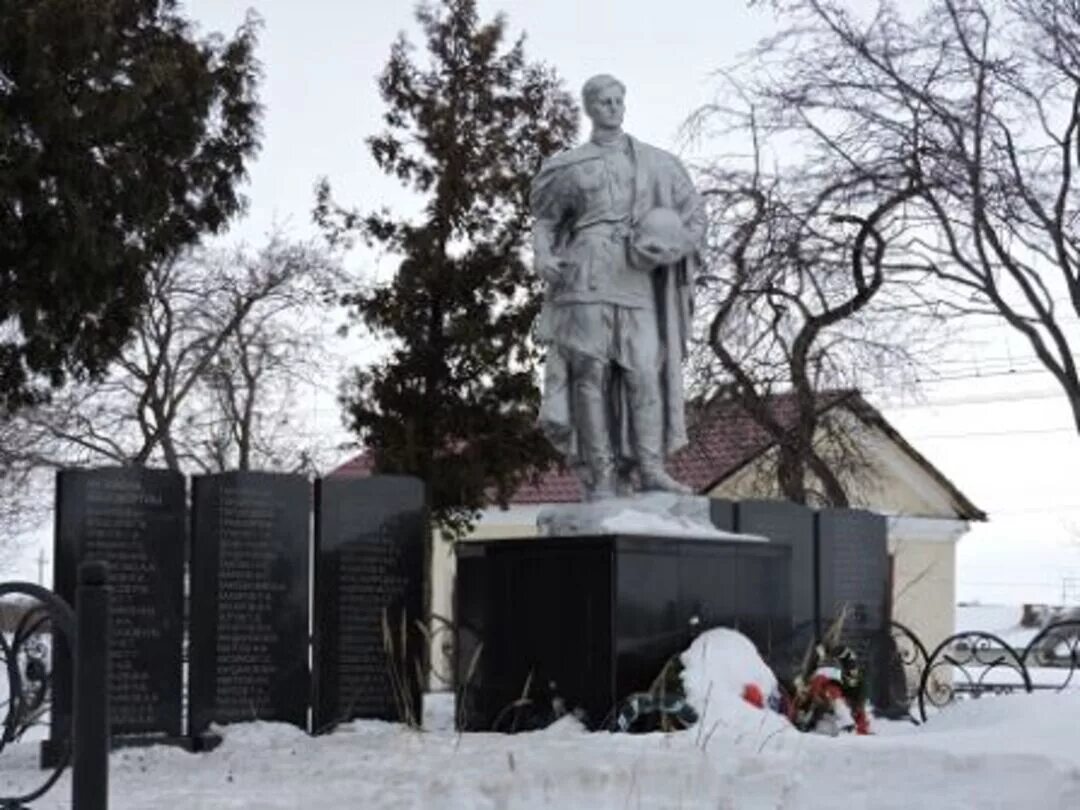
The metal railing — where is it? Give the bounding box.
[917,619,1080,721]
[1,563,110,810]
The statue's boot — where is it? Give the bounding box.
[574,360,616,501]
[640,465,692,495]
[627,369,692,496]
[589,469,617,501]
[615,462,636,498]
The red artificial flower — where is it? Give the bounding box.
[742,683,765,709]
[854,710,870,735]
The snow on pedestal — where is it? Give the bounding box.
[536,492,766,540]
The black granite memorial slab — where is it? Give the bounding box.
[815,508,889,639]
[312,475,425,732]
[735,500,816,631]
[52,467,186,744]
[455,534,792,731]
[731,544,795,648]
[188,472,310,737]
[708,498,736,532]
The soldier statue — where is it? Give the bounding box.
[531,74,705,501]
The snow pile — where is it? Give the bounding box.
[679,627,790,741]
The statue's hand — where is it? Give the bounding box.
[631,240,688,270]
[632,207,695,270]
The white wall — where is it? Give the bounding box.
[887,517,967,652]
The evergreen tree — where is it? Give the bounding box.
[316,0,577,538]
[0,0,261,411]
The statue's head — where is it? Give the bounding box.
[582,74,626,130]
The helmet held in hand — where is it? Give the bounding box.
[631,207,693,270]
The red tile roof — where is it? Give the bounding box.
[330,452,374,478]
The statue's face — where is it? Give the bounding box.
[586,84,625,129]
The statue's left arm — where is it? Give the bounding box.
[662,155,703,361]
[670,158,706,256]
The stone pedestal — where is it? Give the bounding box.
[454,532,792,731]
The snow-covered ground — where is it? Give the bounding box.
[4,692,1080,808]
[4,629,1080,809]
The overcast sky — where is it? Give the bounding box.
[10,0,1080,607]
[174,0,776,244]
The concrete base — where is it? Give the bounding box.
[536,492,766,541]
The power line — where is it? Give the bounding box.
[958,580,1072,587]
[876,387,1066,409]
[987,503,1080,516]
[909,426,1075,440]
[955,316,1080,335]
[913,366,1052,384]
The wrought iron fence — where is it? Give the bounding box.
[1,564,109,810]
[915,620,1080,721]
[1,581,75,810]
[1020,619,1080,686]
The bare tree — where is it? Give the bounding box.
[8,234,342,476]
[0,419,45,573]
[182,247,341,475]
[738,0,1080,434]
[684,110,938,505]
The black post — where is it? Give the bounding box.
[73,560,110,810]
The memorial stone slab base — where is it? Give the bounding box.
[455,532,792,731]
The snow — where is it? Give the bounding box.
[679,627,789,740]
[5,629,1080,808]
[536,494,768,541]
[591,510,766,540]
[955,603,1040,648]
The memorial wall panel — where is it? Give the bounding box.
[189,472,310,736]
[52,467,185,741]
[312,476,425,732]
[816,508,889,638]
[735,500,816,631]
